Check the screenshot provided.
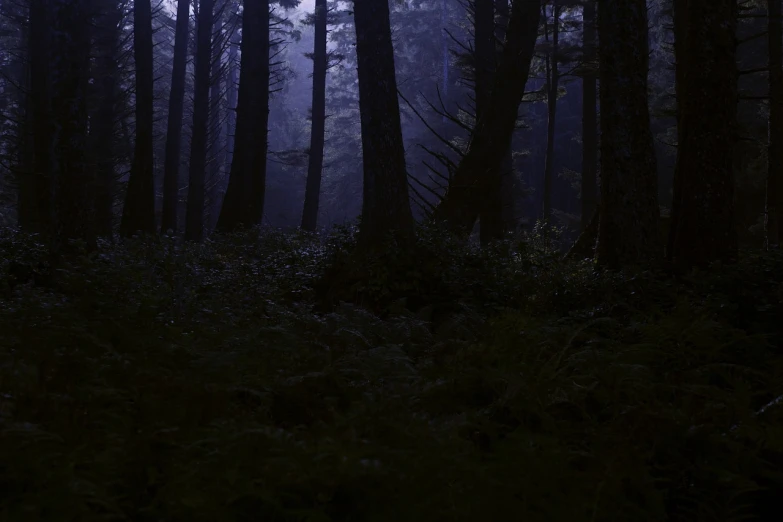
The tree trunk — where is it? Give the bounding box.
[431,0,542,236]
[767,0,783,249]
[20,0,54,235]
[473,0,502,245]
[580,0,597,232]
[669,0,738,269]
[91,0,122,238]
[224,15,239,183]
[120,0,156,236]
[53,0,94,249]
[301,0,328,232]
[542,1,559,222]
[161,0,191,235]
[185,0,214,241]
[595,0,660,268]
[353,0,414,247]
[216,0,269,232]
[207,9,223,231]
[496,0,515,233]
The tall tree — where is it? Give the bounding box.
[301,0,328,231]
[474,0,503,245]
[580,0,597,231]
[216,0,270,232]
[120,0,156,236]
[668,0,738,268]
[353,0,414,246]
[19,0,54,234]
[91,0,123,237]
[767,0,783,249]
[185,0,215,241]
[594,0,659,268]
[52,0,94,248]
[495,0,515,233]
[432,0,542,236]
[161,0,191,234]
[541,0,560,222]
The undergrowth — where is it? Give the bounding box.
[1,225,782,522]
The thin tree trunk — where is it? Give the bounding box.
[120,0,156,236]
[669,0,738,269]
[431,0,542,236]
[224,18,239,177]
[595,0,660,268]
[580,0,597,231]
[301,0,328,232]
[185,0,214,241]
[767,0,783,249]
[353,0,414,247]
[161,0,191,234]
[542,1,559,222]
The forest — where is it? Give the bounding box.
[1,0,783,520]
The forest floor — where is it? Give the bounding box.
[1,225,782,522]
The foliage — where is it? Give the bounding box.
[1,227,782,521]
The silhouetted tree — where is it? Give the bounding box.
[120,0,156,236]
[161,0,191,234]
[669,0,738,269]
[353,0,414,246]
[595,0,660,268]
[185,0,215,241]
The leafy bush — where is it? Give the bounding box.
[1,226,782,522]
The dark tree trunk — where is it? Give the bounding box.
[185,0,214,241]
[91,0,122,238]
[216,0,269,232]
[595,0,660,268]
[120,0,156,236]
[161,0,191,235]
[301,0,328,232]
[669,0,738,269]
[353,0,414,246]
[580,0,597,231]
[52,0,95,249]
[767,0,783,249]
[431,0,542,236]
[495,0,515,233]
[474,0,503,245]
[20,0,54,234]
[224,21,239,177]
[542,1,560,222]
[207,8,223,231]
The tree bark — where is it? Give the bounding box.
[185,0,214,241]
[301,0,328,232]
[431,0,542,237]
[595,0,660,268]
[216,0,270,232]
[474,0,503,245]
[91,0,122,238]
[353,0,414,247]
[120,0,156,236]
[53,0,95,249]
[580,0,597,232]
[542,1,560,222]
[669,0,738,269]
[161,0,191,234]
[767,0,783,249]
